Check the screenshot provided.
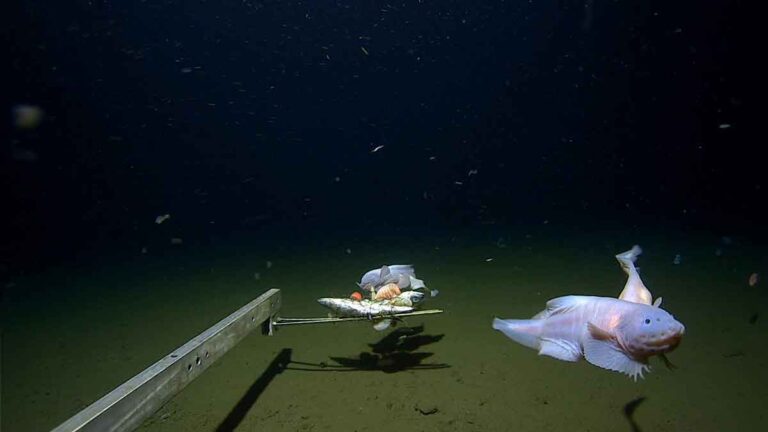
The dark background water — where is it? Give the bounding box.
[2,0,760,274]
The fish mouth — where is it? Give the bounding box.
[646,333,683,352]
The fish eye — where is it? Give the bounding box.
[644,318,651,325]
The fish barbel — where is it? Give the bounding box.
[317,298,414,318]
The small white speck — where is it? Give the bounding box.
[155,214,171,224]
[371,145,385,153]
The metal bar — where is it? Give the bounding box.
[272,309,444,327]
[52,289,281,432]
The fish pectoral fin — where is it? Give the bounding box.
[379,265,391,279]
[652,297,663,308]
[539,338,581,362]
[583,335,650,381]
[587,322,615,341]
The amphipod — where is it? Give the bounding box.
[374,283,401,301]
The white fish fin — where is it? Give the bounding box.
[492,318,540,349]
[587,322,614,341]
[585,322,650,380]
[387,265,415,276]
[538,338,581,362]
[379,265,391,279]
[396,274,410,289]
[408,275,426,290]
[653,297,663,307]
[429,288,439,297]
[543,296,591,317]
[373,319,392,331]
[615,245,642,268]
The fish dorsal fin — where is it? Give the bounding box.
[379,265,391,279]
[653,297,663,308]
[584,322,650,380]
[544,296,591,316]
[387,264,415,276]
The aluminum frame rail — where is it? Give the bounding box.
[51,288,281,432]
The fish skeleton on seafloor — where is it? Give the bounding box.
[317,298,415,318]
[493,245,685,380]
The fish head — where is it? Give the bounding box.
[399,291,426,304]
[619,305,685,358]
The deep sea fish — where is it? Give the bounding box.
[359,264,415,291]
[493,246,685,380]
[493,296,684,380]
[358,264,437,297]
[615,245,662,307]
[325,265,439,331]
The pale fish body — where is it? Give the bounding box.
[615,245,661,306]
[359,265,415,290]
[358,264,437,298]
[493,295,685,380]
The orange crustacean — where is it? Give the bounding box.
[374,283,401,301]
[350,291,363,301]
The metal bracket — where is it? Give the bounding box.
[51,288,281,432]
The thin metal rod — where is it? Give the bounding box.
[272,309,443,327]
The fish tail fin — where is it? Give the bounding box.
[615,245,642,276]
[492,318,541,349]
[616,245,654,305]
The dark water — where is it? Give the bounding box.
[2,1,764,431]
